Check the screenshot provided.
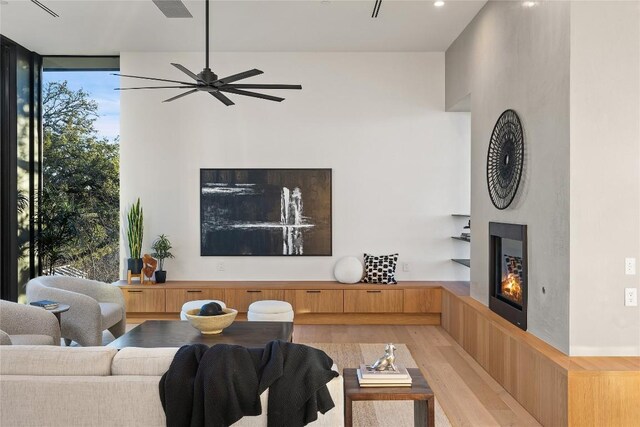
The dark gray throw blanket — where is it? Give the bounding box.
[159,340,339,427]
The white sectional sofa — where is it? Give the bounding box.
[0,345,344,427]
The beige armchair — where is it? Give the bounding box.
[26,276,126,346]
[0,300,61,345]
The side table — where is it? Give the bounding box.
[47,304,70,325]
[343,367,435,427]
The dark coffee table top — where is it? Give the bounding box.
[107,320,293,349]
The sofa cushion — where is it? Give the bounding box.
[0,345,117,376]
[99,302,122,329]
[112,347,178,376]
[8,334,55,346]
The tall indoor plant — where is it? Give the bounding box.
[126,198,143,274]
[151,234,174,283]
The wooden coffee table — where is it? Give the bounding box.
[107,320,293,349]
[343,367,435,427]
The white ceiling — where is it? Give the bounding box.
[0,0,485,54]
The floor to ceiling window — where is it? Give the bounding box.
[1,36,41,302]
[41,57,120,283]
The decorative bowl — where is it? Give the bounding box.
[185,308,238,334]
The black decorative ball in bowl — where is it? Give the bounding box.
[199,302,223,316]
[486,109,524,210]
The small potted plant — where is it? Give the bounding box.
[126,198,143,275]
[151,234,174,283]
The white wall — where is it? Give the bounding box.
[446,1,572,353]
[120,52,470,281]
[569,1,640,356]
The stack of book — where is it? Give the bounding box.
[461,219,471,239]
[357,364,412,387]
[30,300,59,310]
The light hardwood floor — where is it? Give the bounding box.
[293,324,541,427]
[120,322,540,426]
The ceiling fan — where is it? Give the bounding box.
[114,0,301,105]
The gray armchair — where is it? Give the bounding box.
[26,276,126,346]
[0,300,61,345]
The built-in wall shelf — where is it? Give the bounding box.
[451,258,470,268]
[452,214,471,269]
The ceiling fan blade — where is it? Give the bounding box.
[209,91,235,106]
[224,84,302,90]
[219,88,284,102]
[171,63,204,83]
[215,69,264,85]
[162,89,198,103]
[113,73,193,85]
[115,85,196,90]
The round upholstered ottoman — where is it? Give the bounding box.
[247,300,294,322]
[180,300,226,320]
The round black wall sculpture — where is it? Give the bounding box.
[486,109,524,210]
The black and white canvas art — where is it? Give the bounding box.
[200,169,332,256]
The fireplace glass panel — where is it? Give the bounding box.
[498,238,524,307]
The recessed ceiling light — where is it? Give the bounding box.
[523,1,537,7]
[434,1,445,7]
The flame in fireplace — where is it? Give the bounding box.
[501,273,523,305]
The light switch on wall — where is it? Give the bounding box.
[402,263,410,272]
[624,288,638,307]
[625,258,636,275]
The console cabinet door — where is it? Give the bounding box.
[226,289,286,312]
[293,290,343,313]
[165,289,226,313]
[122,288,165,313]
[403,289,442,313]
[343,289,403,313]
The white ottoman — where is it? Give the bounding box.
[247,300,294,322]
[180,300,226,320]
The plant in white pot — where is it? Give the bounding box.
[151,234,174,283]
[126,198,143,275]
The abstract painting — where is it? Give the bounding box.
[200,169,332,256]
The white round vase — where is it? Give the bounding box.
[334,256,364,284]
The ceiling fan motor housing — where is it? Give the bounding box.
[198,68,219,84]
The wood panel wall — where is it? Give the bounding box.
[441,289,640,427]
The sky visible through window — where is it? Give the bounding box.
[43,71,120,142]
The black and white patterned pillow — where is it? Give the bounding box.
[361,253,399,284]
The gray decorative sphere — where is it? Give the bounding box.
[334,257,364,284]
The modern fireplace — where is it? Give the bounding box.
[489,222,527,330]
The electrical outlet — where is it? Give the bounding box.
[217,263,225,272]
[624,288,638,307]
[402,263,410,272]
[625,258,636,275]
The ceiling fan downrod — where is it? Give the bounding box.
[200,0,218,82]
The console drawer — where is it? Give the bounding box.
[293,290,343,313]
[165,289,226,313]
[343,289,403,313]
[403,289,442,313]
[122,288,165,313]
[226,289,286,312]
